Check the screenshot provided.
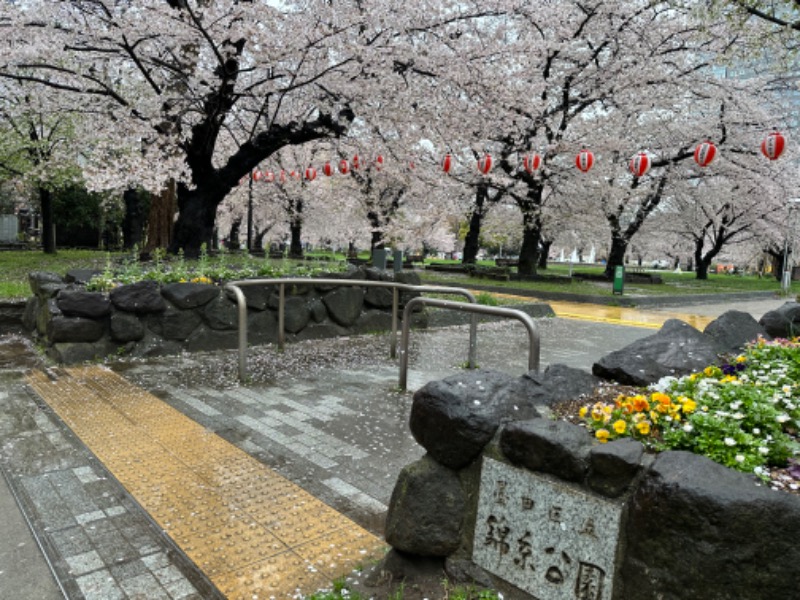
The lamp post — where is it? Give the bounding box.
[781,198,800,294]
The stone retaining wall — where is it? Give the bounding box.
[382,368,800,600]
[23,267,425,364]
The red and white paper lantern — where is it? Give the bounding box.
[352,154,361,170]
[442,153,454,174]
[279,170,287,184]
[477,154,493,175]
[264,171,275,183]
[761,131,786,161]
[305,167,317,181]
[323,162,334,177]
[693,140,717,167]
[522,153,542,173]
[629,152,651,177]
[252,170,264,181]
[338,159,349,174]
[374,155,384,171]
[575,149,594,173]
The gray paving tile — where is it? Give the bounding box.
[120,572,169,599]
[65,549,105,576]
[75,569,125,600]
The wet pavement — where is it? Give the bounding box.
[0,295,789,599]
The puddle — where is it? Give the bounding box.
[0,335,43,370]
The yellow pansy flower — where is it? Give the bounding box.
[595,429,610,443]
[612,420,627,434]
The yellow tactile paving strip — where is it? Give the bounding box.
[487,292,715,330]
[27,366,386,600]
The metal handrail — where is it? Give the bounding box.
[398,297,540,391]
[224,278,478,381]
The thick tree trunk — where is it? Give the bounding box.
[289,199,304,258]
[39,186,55,254]
[604,234,628,278]
[462,184,487,265]
[370,230,385,253]
[150,179,179,253]
[169,182,222,257]
[122,188,146,250]
[227,219,242,250]
[695,240,710,280]
[289,220,303,258]
[518,214,541,277]
[694,238,716,281]
[538,240,552,269]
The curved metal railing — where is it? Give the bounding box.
[399,297,540,390]
[224,278,478,381]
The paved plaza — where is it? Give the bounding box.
[0,295,788,599]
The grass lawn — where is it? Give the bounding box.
[0,249,116,300]
[0,249,792,301]
[420,261,789,299]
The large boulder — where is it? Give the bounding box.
[409,370,535,470]
[322,287,365,327]
[704,309,770,353]
[588,438,646,498]
[621,451,800,600]
[592,319,724,386]
[497,364,600,413]
[147,306,202,341]
[56,289,112,319]
[161,282,220,309]
[110,312,145,342]
[283,296,311,333]
[28,272,64,297]
[499,418,593,483]
[47,316,105,344]
[758,301,800,339]
[110,281,166,314]
[202,295,238,330]
[384,455,466,557]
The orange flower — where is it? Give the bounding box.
[631,395,650,412]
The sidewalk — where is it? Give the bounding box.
[0,296,789,598]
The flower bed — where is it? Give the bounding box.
[578,337,800,490]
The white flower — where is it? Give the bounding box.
[683,423,693,433]
[724,437,737,446]
[735,455,745,463]
[732,412,745,420]
[782,385,792,394]
[754,466,765,476]
[730,401,742,410]
[776,414,791,424]
[752,427,761,435]
[758,447,769,455]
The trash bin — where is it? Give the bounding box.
[613,265,624,295]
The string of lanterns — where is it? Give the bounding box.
[244,131,787,184]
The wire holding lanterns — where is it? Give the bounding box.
[240,131,788,186]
